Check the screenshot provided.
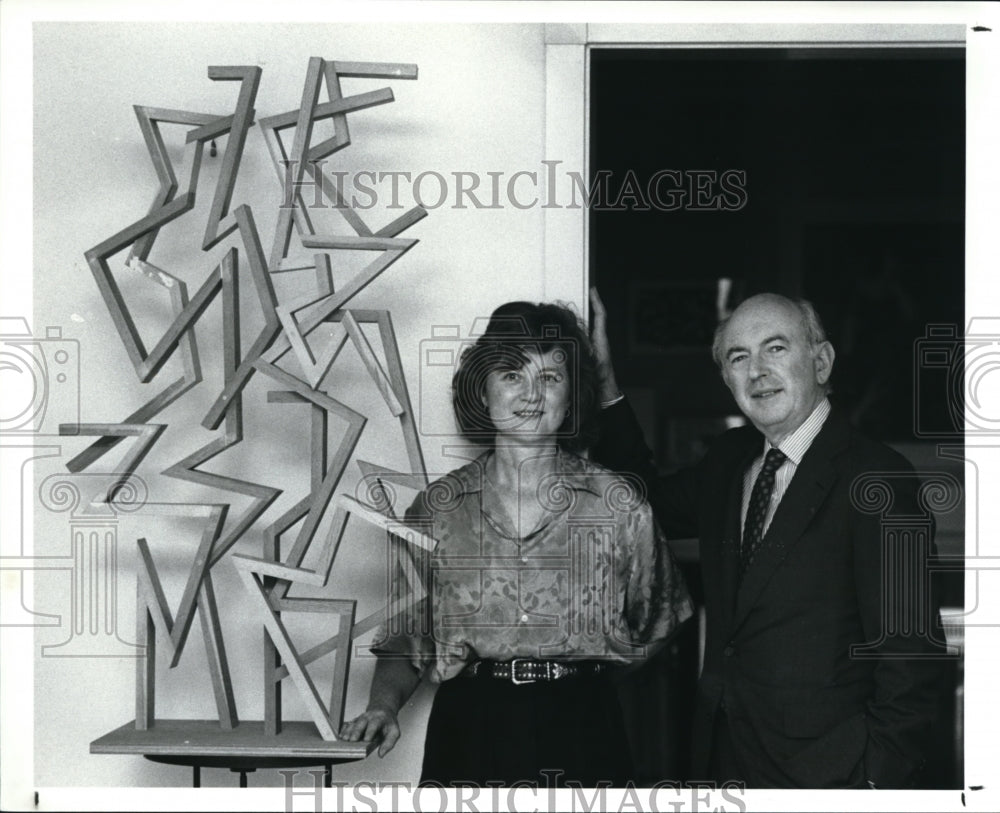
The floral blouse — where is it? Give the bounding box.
[373,451,693,683]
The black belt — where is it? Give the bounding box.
[464,658,608,685]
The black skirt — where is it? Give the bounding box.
[419,670,634,788]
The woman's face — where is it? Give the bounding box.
[483,347,571,443]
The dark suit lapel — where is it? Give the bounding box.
[731,409,852,633]
[717,440,761,627]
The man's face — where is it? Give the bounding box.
[719,296,834,445]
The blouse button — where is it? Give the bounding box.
[521,555,528,564]
[520,614,528,623]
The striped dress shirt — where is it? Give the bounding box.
[740,398,832,539]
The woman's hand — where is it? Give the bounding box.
[589,286,622,403]
[340,706,401,758]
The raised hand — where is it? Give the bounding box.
[589,286,622,404]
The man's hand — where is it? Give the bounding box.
[340,706,401,758]
[589,286,622,404]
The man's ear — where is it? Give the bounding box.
[814,341,835,386]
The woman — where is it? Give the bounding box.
[340,301,692,787]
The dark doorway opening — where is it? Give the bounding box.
[591,46,964,788]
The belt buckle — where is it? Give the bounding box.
[510,658,537,685]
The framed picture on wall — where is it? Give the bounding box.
[627,278,732,354]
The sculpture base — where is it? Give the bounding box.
[90,719,374,760]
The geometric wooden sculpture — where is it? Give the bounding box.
[136,511,236,729]
[230,490,437,740]
[65,256,203,474]
[161,248,281,567]
[232,558,355,740]
[73,57,432,758]
[85,64,260,384]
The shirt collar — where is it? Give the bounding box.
[765,397,831,465]
[446,449,604,497]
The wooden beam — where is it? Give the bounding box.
[134,106,217,126]
[136,539,174,639]
[307,506,350,588]
[261,398,332,602]
[328,603,356,732]
[198,572,239,729]
[269,57,325,271]
[258,87,395,132]
[201,66,262,251]
[129,108,176,262]
[259,114,337,249]
[375,310,428,484]
[91,719,373,759]
[374,206,429,238]
[342,311,404,416]
[330,61,418,80]
[311,400,328,493]
[62,424,166,496]
[168,505,228,665]
[354,459,428,491]
[300,235,415,252]
[84,192,196,372]
[201,206,281,431]
[263,533,282,736]
[264,245,416,361]
[273,598,355,614]
[272,307,348,388]
[337,495,437,552]
[232,561,338,740]
[255,361,366,599]
[162,256,282,569]
[64,264,199,475]
[273,635,339,680]
[229,556,324,586]
[135,265,223,383]
[135,581,155,730]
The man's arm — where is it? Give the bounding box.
[590,287,700,539]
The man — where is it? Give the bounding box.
[591,290,945,788]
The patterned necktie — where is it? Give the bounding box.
[740,448,787,578]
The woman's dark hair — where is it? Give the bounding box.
[451,301,599,452]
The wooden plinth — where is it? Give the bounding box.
[91,719,375,760]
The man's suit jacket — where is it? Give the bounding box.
[596,401,946,788]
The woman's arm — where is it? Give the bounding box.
[624,501,695,649]
[339,656,422,757]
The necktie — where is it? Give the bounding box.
[740,448,787,578]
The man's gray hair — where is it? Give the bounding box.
[711,296,831,380]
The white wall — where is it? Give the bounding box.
[31,21,550,788]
